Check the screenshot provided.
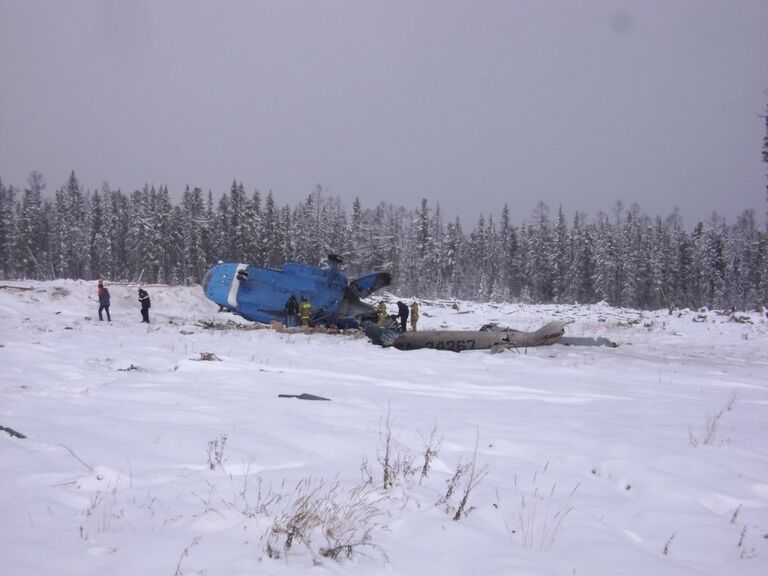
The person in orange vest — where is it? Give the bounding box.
[300,296,312,327]
[410,301,419,331]
[377,300,388,327]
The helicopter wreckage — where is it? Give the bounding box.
[202,257,616,352]
[362,320,617,352]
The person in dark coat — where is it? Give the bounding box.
[97,280,111,321]
[285,294,299,327]
[397,300,409,332]
[138,288,151,323]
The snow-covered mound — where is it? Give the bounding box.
[1,280,767,576]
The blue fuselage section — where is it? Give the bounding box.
[203,262,382,326]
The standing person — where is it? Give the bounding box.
[299,296,312,328]
[410,301,419,332]
[396,301,409,333]
[138,288,151,323]
[285,294,299,327]
[97,280,111,322]
[377,300,388,327]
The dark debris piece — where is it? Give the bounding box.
[277,393,331,401]
[1,425,26,439]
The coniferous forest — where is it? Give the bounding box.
[1,170,766,311]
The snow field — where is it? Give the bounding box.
[1,280,767,575]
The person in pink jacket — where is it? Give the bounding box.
[97,281,111,321]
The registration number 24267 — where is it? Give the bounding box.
[421,339,477,352]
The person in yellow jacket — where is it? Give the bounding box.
[410,301,420,331]
[300,296,312,327]
[377,300,388,327]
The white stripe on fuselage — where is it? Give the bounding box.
[228,263,248,308]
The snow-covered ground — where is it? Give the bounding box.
[1,280,767,576]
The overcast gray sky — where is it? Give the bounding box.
[1,0,766,225]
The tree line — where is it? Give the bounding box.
[0,171,766,311]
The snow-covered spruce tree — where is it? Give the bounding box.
[477,214,502,301]
[53,171,89,280]
[201,191,216,270]
[261,191,281,267]
[292,192,316,265]
[498,205,520,301]
[553,206,570,303]
[613,203,630,307]
[312,185,328,264]
[88,189,109,281]
[421,200,441,297]
[396,214,415,297]
[702,214,728,308]
[226,181,249,262]
[180,186,206,284]
[463,214,488,301]
[296,184,338,266]
[633,210,658,309]
[107,188,131,282]
[620,203,647,308]
[321,195,350,265]
[279,204,294,263]
[99,184,125,281]
[404,198,440,298]
[690,222,711,308]
[645,215,668,309]
[757,228,768,306]
[564,212,596,304]
[592,212,617,305]
[442,216,465,298]
[0,179,17,279]
[346,196,367,278]
[365,203,392,275]
[213,191,233,263]
[523,202,555,303]
[16,172,48,279]
[658,211,682,309]
[153,186,174,283]
[725,209,763,310]
[763,96,768,228]
[594,201,636,308]
[761,97,768,299]
[166,204,186,284]
[247,188,263,266]
[486,215,507,302]
[127,185,159,283]
[666,209,696,309]
[430,203,447,298]
[382,204,405,294]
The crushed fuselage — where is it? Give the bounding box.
[364,321,569,351]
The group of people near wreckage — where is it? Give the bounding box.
[96,280,151,324]
[381,300,419,332]
[283,294,308,328]
[283,294,333,329]
[283,294,419,332]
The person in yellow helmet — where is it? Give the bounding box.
[377,300,388,327]
[410,301,419,331]
[300,296,312,328]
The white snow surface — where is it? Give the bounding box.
[1,280,767,576]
